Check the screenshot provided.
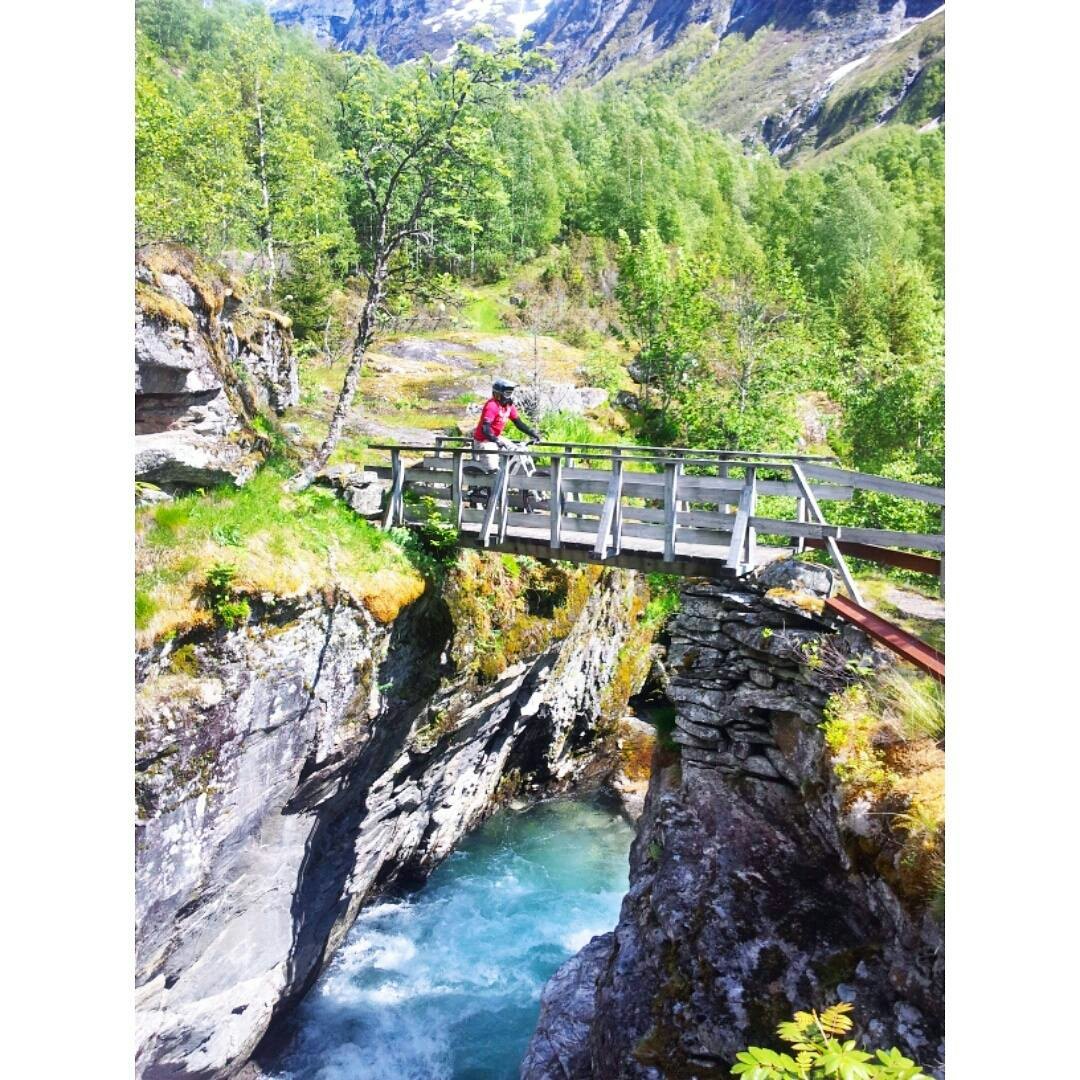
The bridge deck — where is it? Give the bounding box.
[453,519,793,577]
[367,440,946,607]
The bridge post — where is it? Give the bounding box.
[451,450,464,529]
[480,455,509,548]
[434,435,444,460]
[383,448,405,529]
[726,466,756,572]
[795,496,807,554]
[663,460,682,562]
[744,465,758,567]
[550,455,563,549]
[612,448,624,555]
[593,454,625,559]
[718,459,732,515]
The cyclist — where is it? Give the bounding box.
[472,377,540,471]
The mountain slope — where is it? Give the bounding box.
[267,0,555,61]
[267,1,945,152]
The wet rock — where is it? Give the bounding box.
[135,569,642,1079]
[524,572,945,1079]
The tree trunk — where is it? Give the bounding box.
[254,77,276,288]
[286,265,387,492]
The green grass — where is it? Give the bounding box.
[135,462,425,643]
[461,294,507,333]
[858,575,944,653]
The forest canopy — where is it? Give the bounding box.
[134,0,944,489]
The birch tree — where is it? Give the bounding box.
[287,33,547,490]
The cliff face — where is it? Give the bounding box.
[135,563,642,1079]
[135,244,297,491]
[269,1,943,152]
[268,0,555,61]
[523,565,945,1078]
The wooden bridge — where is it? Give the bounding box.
[369,436,945,611]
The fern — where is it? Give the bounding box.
[819,1001,855,1036]
[733,1004,932,1080]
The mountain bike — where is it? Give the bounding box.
[464,438,549,513]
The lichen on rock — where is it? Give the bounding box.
[135,243,298,490]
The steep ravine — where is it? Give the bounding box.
[523,564,945,1078]
[135,564,643,1079]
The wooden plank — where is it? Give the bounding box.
[828,525,944,553]
[550,455,563,549]
[451,451,464,529]
[726,471,756,570]
[795,496,806,555]
[612,449,624,555]
[455,532,743,578]
[663,461,681,562]
[480,456,509,548]
[826,595,944,683]
[383,449,403,529]
[745,466,757,566]
[448,512,735,547]
[593,458,625,558]
[791,463,863,605]
[802,462,945,506]
[411,461,852,500]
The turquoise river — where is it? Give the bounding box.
[269,796,634,1080]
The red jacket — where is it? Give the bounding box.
[474,398,519,442]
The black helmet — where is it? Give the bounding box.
[492,377,517,402]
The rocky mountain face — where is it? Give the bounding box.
[532,1,941,84]
[269,1,944,151]
[522,564,945,1078]
[267,0,555,61]
[135,244,297,491]
[135,561,643,1078]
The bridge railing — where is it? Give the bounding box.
[366,442,945,601]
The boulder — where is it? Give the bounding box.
[756,557,836,598]
[513,382,608,419]
[315,464,390,518]
[134,244,297,490]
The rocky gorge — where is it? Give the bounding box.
[133,245,943,1078]
[135,559,646,1078]
[523,564,945,1078]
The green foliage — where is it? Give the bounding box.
[822,687,896,792]
[203,563,252,629]
[732,1003,930,1079]
[643,573,681,627]
[135,586,159,630]
[135,1,943,483]
[135,0,355,291]
[538,410,620,448]
[409,496,460,573]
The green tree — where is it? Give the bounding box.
[287,32,551,489]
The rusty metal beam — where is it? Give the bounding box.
[825,595,945,683]
[803,538,941,576]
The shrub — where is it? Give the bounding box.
[204,563,251,630]
[732,1002,931,1079]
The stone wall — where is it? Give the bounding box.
[523,563,945,1079]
